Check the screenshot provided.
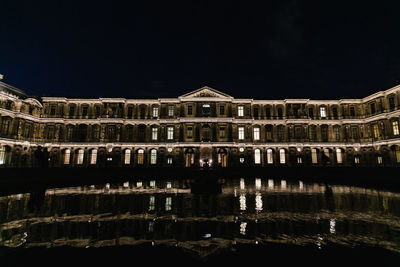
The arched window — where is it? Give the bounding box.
[0,146,5,165]
[150,149,157,165]
[77,149,84,165]
[267,149,273,164]
[311,148,318,164]
[124,149,131,164]
[64,149,71,164]
[254,149,261,164]
[137,149,144,165]
[253,127,260,141]
[279,149,286,164]
[90,149,97,164]
[336,148,343,164]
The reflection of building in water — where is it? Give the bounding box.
[1,79,400,168]
[1,179,400,252]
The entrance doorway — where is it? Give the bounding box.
[185,148,195,167]
[217,148,227,167]
[200,147,212,167]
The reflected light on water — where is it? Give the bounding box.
[240,178,245,190]
[255,192,263,212]
[281,180,287,189]
[299,180,304,190]
[330,219,336,234]
[240,222,247,235]
[255,178,261,190]
[240,193,246,211]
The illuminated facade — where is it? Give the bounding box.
[0,79,400,167]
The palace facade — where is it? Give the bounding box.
[1,79,400,168]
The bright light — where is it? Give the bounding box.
[255,178,261,190]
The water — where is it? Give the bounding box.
[1,177,400,265]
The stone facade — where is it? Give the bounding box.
[1,80,400,168]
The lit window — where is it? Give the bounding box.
[152,107,158,118]
[373,125,379,138]
[137,149,144,165]
[267,149,273,164]
[124,149,131,164]
[77,149,84,165]
[166,182,172,189]
[239,157,244,163]
[320,107,326,118]
[311,148,318,164]
[254,149,261,164]
[238,127,244,140]
[167,127,174,140]
[168,106,174,117]
[64,149,71,164]
[395,146,400,163]
[377,156,383,165]
[297,156,302,164]
[238,106,244,117]
[149,196,155,211]
[255,178,261,189]
[279,149,286,164]
[0,146,5,165]
[150,149,157,164]
[392,121,399,136]
[165,197,172,211]
[90,149,97,164]
[167,157,172,165]
[253,127,260,141]
[355,156,360,164]
[152,128,158,140]
[255,192,262,211]
[336,148,342,164]
[150,180,156,187]
[239,194,246,211]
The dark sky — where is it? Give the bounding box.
[1,0,400,99]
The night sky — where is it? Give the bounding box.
[1,0,400,99]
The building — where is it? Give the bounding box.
[0,79,400,168]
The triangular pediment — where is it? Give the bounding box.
[179,86,232,98]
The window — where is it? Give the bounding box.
[124,149,131,164]
[354,156,360,164]
[165,197,172,211]
[238,106,244,117]
[64,149,71,164]
[279,149,286,164]
[334,127,340,141]
[336,149,342,164]
[1,120,10,135]
[332,107,338,119]
[0,146,5,165]
[253,127,260,140]
[392,121,399,136]
[277,108,283,119]
[351,127,358,139]
[187,127,193,138]
[254,149,261,164]
[82,106,88,116]
[389,97,395,110]
[187,105,192,115]
[377,156,383,165]
[309,125,316,141]
[77,149,84,165]
[67,127,74,140]
[320,107,326,118]
[152,128,158,140]
[95,106,101,118]
[219,105,225,115]
[219,127,225,138]
[238,127,244,140]
[168,106,174,117]
[128,106,133,118]
[149,196,155,211]
[265,107,271,118]
[297,156,302,164]
[370,103,376,114]
[90,149,97,164]
[137,149,144,165]
[311,148,318,164]
[239,157,244,163]
[167,127,174,140]
[202,104,210,116]
[111,107,117,117]
[278,125,284,141]
[152,107,158,118]
[167,157,173,165]
[373,124,379,138]
[267,149,273,164]
[308,108,314,118]
[321,125,328,141]
[266,125,272,140]
[350,107,355,117]
[395,146,400,163]
[150,149,157,164]
[69,106,75,117]
[50,106,56,115]
[93,126,100,140]
[253,107,258,118]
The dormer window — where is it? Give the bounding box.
[238,106,244,117]
[350,106,355,117]
[219,105,225,115]
[82,106,88,116]
[188,105,193,115]
[168,106,174,117]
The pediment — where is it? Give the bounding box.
[179,86,232,99]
